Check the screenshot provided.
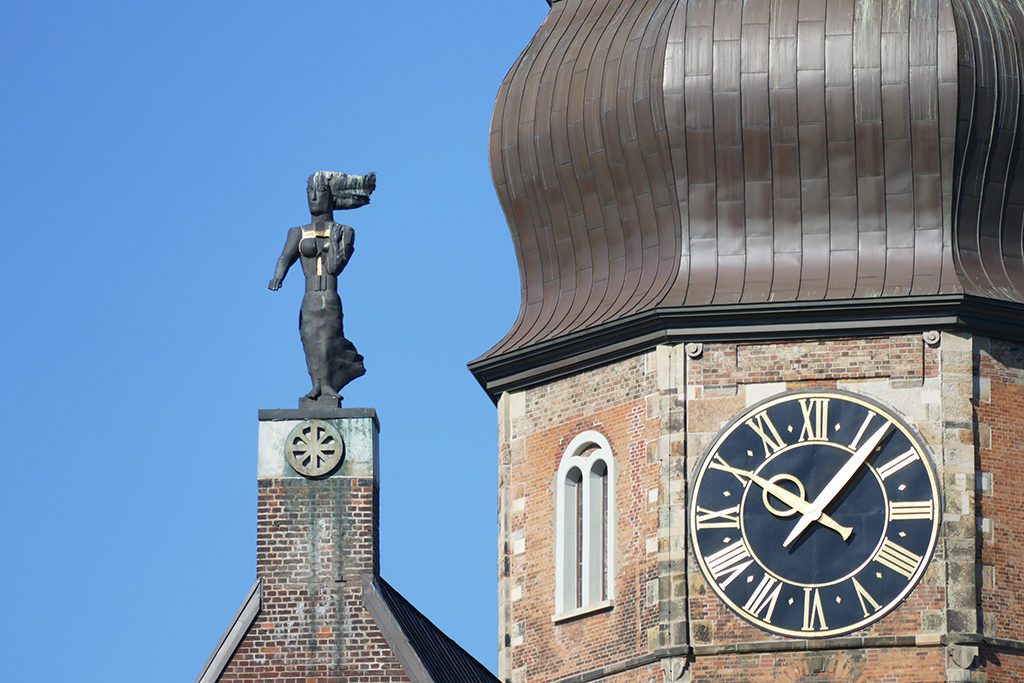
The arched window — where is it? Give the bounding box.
[555,431,615,616]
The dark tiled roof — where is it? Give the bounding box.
[366,577,500,683]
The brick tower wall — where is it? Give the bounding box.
[497,333,1004,683]
[219,413,410,683]
[498,355,662,682]
[976,339,1024,681]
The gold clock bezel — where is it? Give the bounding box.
[689,389,942,639]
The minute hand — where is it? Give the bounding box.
[782,421,894,548]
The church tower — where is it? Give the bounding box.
[470,1,1024,681]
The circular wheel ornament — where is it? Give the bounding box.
[285,420,345,478]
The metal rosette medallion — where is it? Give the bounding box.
[285,420,345,478]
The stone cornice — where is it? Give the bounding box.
[469,295,1024,402]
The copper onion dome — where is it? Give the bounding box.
[470,0,1024,397]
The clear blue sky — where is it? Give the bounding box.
[0,2,547,679]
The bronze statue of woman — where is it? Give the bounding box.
[269,171,375,404]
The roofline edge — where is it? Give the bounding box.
[363,576,436,683]
[196,578,262,683]
[468,295,1024,402]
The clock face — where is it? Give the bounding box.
[689,390,940,638]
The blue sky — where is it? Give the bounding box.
[0,2,547,679]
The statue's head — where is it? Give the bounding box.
[307,171,376,215]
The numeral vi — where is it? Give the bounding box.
[801,588,828,631]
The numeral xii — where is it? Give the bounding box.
[798,397,830,442]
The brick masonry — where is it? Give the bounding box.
[497,333,1021,682]
[500,354,661,683]
[976,339,1024,681]
[219,416,410,682]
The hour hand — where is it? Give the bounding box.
[746,470,853,541]
[714,461,853,541]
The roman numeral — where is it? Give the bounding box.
[708,453,747,486]
[798,398,831,442]
[889,500,934,521]
[704,539,754,589]
[743,574,783,623]
[801,587,828,631]
[875,538,922,579]
[745,410,786,457]
[848,412,877,449]
[876,448,920,480]
[696,505,740,530]
[851,577,882,618]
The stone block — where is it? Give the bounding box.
[257,411,378,481]
[921,610,945,633]
[691,620,713,644]
[647,578,660,605]
[978,423,991,450]
[745,382,787,406]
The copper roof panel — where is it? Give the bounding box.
[476,0,1024,374]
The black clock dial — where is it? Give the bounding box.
[690,390,940,638]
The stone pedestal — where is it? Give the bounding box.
[256,407,381,575]
[217,407,409,682]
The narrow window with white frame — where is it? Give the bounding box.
[555,431,616,618]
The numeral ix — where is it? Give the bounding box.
[696,505,740,530]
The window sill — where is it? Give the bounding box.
[551,600,614,624]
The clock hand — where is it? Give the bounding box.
[713,461,853,540]
[782,420,895,548]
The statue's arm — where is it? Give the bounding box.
[268,228,301,291]
[327,225,355,275]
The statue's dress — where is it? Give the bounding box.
[292,224,365,392]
